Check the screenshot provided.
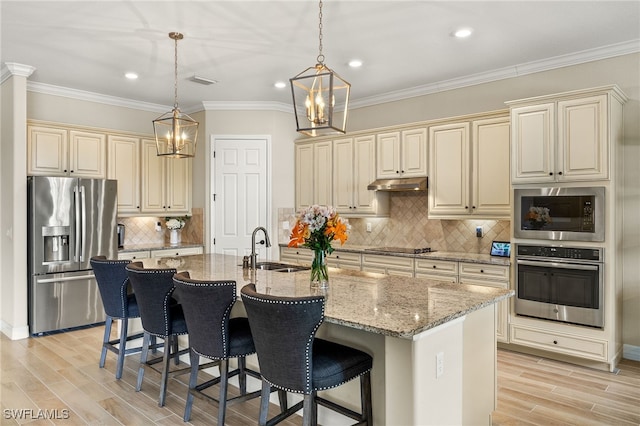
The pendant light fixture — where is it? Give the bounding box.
[290,0,350,137]
[153,32,198,158]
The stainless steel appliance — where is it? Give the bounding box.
[27,176,118,335]
[117,223,125,248]
[514,187,605,242]
[515,244,604,328]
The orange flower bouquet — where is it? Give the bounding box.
[288,205,350,288]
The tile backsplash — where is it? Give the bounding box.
[117,207,204,246]
[279,193,511,254]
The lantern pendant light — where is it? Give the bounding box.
[153,32,198,158]
[290,0,350,137]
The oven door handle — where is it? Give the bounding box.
[516,259,600,271]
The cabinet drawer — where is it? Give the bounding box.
[510,324,607,362]
[327,251,361,270]
[118,250,150,260]
[151,246,203,258]
[415,258,458,275]
[459,262,508,280]
[362,254,414,269]
[459,276,507,289]
[415,271,458,283]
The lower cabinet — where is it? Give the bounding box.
[117,250,151,261]
[280,247,314,265]
[414,258,458,282]
[326,251,361,271]
[150,246,203,258]
[361,254,414,277]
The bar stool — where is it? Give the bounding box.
[125,261,190,407]
[173,272,282,424]
[90,256,144,379]
[240,283,373,426]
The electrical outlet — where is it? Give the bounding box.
[155,221,162,232]
[436,352,444,378]
[366,223,372,233]
[476,226,483,238]
[282,221,290,230]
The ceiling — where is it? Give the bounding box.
[2,1,639,112]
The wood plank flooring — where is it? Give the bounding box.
[1,325,639,425]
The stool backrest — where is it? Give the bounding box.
[90,256,131,318]
[125,262,177,336]
[172,273,237,359]
[240,283,325,393]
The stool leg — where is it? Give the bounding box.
[238,356,247,395]
[302,392,316,426]
[183,349,199,422]
[361,371,373,426]
[136,332,150,391]
[172,335,179,365]
[258,380,271,426]
[115,318,128,379]
[218,359,229,426]
[278,389,288,412]
[158,337,172,406]
[100,316,113,368]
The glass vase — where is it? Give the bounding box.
[310,249,329,290]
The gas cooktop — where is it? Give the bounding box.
[365,247,434,254]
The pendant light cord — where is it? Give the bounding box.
[317,0,324,65]
[174,34,179,110]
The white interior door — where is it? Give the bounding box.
[212,137,270,258]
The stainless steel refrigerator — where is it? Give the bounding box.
[27,176,118,335]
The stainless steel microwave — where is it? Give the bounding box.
[514,187,605,242]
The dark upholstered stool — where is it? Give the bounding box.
[125,262,190,407]
[173,273,282,424]
[90,256,144,380]
[240,283,373,426]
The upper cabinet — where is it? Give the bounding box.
[28,123,106,178]
[333,135,389,217]
[295,142,314,212]
[376,128,427,178]
[428,115,510,219]
[508,86,626,184]
[294,140,332,212]
[107,135,140,214]
[141,139,191,215]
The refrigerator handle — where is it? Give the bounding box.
[80,186,87,262]
[74,187,81,262]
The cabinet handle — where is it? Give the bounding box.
[558,171,563,175]
[433,265,437,269]
[553,340,558,345]
[336,255,340,259]
[472,206,476,209]
[396,170,400,174]
[401,170,405,173]
[549,172,553,176]
[465,206,469,209]
[64,169,68,173]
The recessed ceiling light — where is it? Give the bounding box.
[274,81,287,89]
[453,28,473,38]
[348,59,363,68]
[125,72,138,80]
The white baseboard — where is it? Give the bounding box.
[0,320,30,340]
[623,344,640,361]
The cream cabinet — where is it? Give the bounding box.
[295,142,314,211]
[294,141,332,212]
[414,258,458,282]
[333,135,389,217]
[141,139,191,215]
[280,247,314,265]
[509,87,626,183]
[150,246,203,258]
[28,124,107,178]
[361,253,414,277]
[117,250,150,261]
[458,262,510,343]
[326,251,361,271]
[428,116,510,219]
[376,128,427,179]
[108,135,140,214]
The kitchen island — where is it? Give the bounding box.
[137,253,513,425]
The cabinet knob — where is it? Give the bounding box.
[480,269,484,273]
[401,170,405,173]
[472,206,476,209]
[553,340,558,345]
[549,172,553,176]
[465,206,469,209]
[396,170,400,174]
[433,265,437,269]
[64,169,68,173]
[558,171,563,175]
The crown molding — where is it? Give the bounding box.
[1,62,36,83]
[202,101,293,113]
[350,39,640,110]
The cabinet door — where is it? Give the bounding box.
[166,156,192,214]
[557,94,608,181]
[400,128,427,177]
[428,122,470,216]
[511,103,555,183]
[295,142,314,212]
[69,130,107,178]
[27,125,68,176]
[108,135,140,214]
[472,117,511,218]
[314,141,333,206]
[141,139,167,213]
[333,138,354,213]
[353,135,378,213]
[376,132,401,178]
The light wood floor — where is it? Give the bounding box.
[1,325,639,425]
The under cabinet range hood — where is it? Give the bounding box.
[367,177,428,191]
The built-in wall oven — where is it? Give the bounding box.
[515,244,604,328]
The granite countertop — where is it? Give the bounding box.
[119,242,203,253]
[138,253,513,339]
[280,243,511,266]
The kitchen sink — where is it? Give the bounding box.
[254,262,310,273]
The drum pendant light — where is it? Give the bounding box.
[153,32,198,158]
[290,0,350,137]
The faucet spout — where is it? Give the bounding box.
[250,226,271,270]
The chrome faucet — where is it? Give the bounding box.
[250,226,271,270]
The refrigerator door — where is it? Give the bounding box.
[29,271,105,335]
[77,178,118,269]
[28,176,79,274]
